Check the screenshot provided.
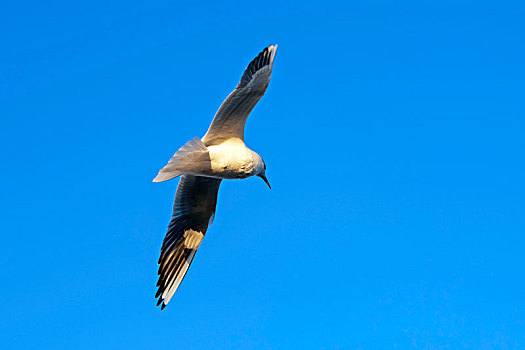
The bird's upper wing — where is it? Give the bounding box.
[155,175,221,309]
[201,45,278,146]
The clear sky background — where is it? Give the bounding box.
[1,1,524,349]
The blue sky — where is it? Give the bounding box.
[1,1,524,348]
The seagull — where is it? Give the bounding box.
[153,45,278,309]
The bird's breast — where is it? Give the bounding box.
[207,143,256,179]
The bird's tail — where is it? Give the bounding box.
[153,137,210,182]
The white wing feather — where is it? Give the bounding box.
[202,45,278,145]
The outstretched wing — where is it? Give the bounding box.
[201,44,278,146]
[155,175,221,309]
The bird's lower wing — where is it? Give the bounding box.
[156,175,221,309]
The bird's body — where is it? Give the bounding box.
[153,45,277,309]
[206,138,264,179]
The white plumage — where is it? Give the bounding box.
[154,45,277,309]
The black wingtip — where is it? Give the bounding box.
[238,45,278,88]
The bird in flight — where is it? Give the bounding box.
[153,45,278,309]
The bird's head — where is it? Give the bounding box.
[255,156,271,189]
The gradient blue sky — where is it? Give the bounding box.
[1,1,525,349]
